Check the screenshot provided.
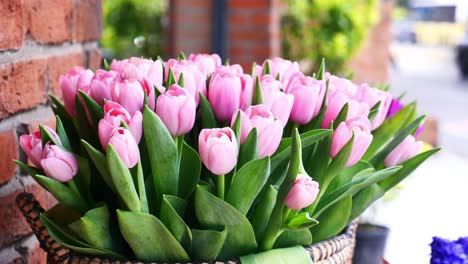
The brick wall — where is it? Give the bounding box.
[347,1,393,84]
[168,0,280,70]
[0,1,102,263]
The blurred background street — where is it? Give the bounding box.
[378,42,468,263]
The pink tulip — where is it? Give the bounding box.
[99,101,142,149]
[255,58,300,88]
[321,89,370,129]
[217,64,244,75]
[208,68,253,121]
[108,128,140,168]
[331,117,373,167]
[198,127,238,175]
[284,174,320,211]
[89,70,120,105]
[285,72,325,125]
[165,59,206,105]
[111,80,145,115]
[231,105,283,158]
[59,66,94,117]
[260,75,294,126]
[384,135,422,167]
[188,53,222,77]
[41,143,78,182]
[156,84,196,137]
[19,126,61,168]
[110,57,164,93]
[354,84,392,130]
[325,73,358,98]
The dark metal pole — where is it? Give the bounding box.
[212,0,228,61]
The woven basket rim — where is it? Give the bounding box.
[16,191,357,264]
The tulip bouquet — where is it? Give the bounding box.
[16,54,439,263]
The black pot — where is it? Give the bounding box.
[352,224,389,264]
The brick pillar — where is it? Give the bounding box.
[228,0,280,70]
[0,1,102,263]
[347,1,393,84]
[168,0,213,57]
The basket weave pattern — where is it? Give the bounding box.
[16,192,356,264]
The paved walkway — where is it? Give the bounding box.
[375,43,468,263]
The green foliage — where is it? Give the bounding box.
[101,0,168,59]
[281,0,378,72]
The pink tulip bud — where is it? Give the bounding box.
[354,84,392,130]
[285,72,325,125]
[188,53,222,77]
[231,105,283,158]
[387,98,404,118]
[384,135,422,167]
[208,68,253,121]
[110,57,163,93]
[284,174,320,211]
[325,73,358,98]
[165,59,206,105]
[59,66,94,117]
[111,80,145,115]
[19,126,61,168]
[260,75,294,127]
[331,117,373,167]
[108,128,140,168]
[321,90,370,129]
[89,70,120,105]
[41,143,78,182]
[99,101,142,149]
[156,84,196,137]
[217,64,244,75]
[198,127,238,175]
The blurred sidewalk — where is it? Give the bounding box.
[378,43,468,263]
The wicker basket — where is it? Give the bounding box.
[16,192,357,264]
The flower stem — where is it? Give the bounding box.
[67,178,81,198]
[217,174,225,200]
[282,207,292,224]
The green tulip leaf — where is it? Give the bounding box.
[14,160,40,179]
[195,186,257,260]
[263,60,271,75]
[78,90,104,127]
[135,161,148,213]
[274,230,312,248]
[49,94,70,122]
[349,184,385,223]
[178,72,185,87]
[251,185,278,242]
[363,103,416,160]
[107,145,140,212]
[160,195,192,250]
[167,68,176,87]
[117,210,190,262]
[238,128,259,168]
[143,106,179,204]
[82,140,114,192]
[313,166,401,218]
[240,246,313,264]
[179,142,201,199]
[333,103,349,130]
[39,124,61,147]
[41,214,126,260]
[79,204,122,252]
[316,58,325,80]
[326,160,375,195]
[74,94,96,145]
[368,101,381,122]
[286,212,319,230]
[199,93,217,129]
[232,111,242,148]
[34,174,88,214]
[253,76,264,105]
[226,156,270,215]
[311,195,352,243]
[55,116,72,151]
[272,129,331,172]
[191,228,227,261]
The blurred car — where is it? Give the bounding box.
[456,31,468,78]
[393,20,417,43]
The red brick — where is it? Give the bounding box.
[24,0,72,43]
[87,48,102,70]
[0,130,18,184]
[0,182,57,247]
[0,0,23,50]
[0,59,47,119]
[47,53,84,97]
[72,0,102,42]
[230,0,270,8]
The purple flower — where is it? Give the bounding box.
[386,98,404,119]
[430,236,468,264]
